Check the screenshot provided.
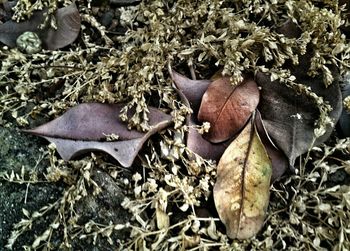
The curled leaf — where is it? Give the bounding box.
[255,110,289,182]
[43,2,81,50]
[24,103,172,167]
[0,2,80,50]
[214,115,272,239]
[198,77,260,143]
[256,61,342,166]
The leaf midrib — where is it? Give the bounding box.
[236,118,255,236]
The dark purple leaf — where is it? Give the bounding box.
[110,0,141,6]
[170,70,211,113]
[23,103,172,167]
[255,110,289,182]
[276,19,301,38]
[256,59,342,166]
[186,119,230,161]
[0,2,80,50]
[43,3,81,50]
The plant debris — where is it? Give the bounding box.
[198,76,259,143]
[214,114,272,239]
[1,0,350,249]
[24,103,172,167]
[0,2,80,50]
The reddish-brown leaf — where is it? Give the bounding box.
[198,77,260,143]
[0,3,80,50]
[24,103,172,167]
[171,70,230,160]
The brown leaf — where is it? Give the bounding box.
[214,115,272,239]
[255,110,289,182]
[24,103,172,167]
[0,2,80,50]
[171,70,229,160]
[198,76,260,143]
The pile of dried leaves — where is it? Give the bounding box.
[1,0,350,250]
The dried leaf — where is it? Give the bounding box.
[0,3,80,50]
[186,119,230,161]
[43,3,81,50]
[255,110,289,182]
[214,115,272,239]
[24,103,172,167]
[171,70,228,160]
[256,61,342,166]
[276,19,301,38]
[170,70,211,112]
[198,77,260,143]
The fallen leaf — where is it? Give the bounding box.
[170,70,211,112]
[256,60,342,166]
[186,121,230,161]
[171,70,229,160]
[24,103,172,167]
[43,3,81,50]
[198,76,260,143]
[255,110,289,182]
[0,1,15,22]
[0,2,80,50]
[276,19,301,38]
[214,114,272,239]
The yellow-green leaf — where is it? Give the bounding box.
[214,116,272,239]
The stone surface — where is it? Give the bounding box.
[0,127,130,249]
[0,127,62,249]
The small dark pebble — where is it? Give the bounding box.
[100,10,115,27]
[327,169,350,186]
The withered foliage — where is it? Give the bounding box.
[1,0,350,250]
